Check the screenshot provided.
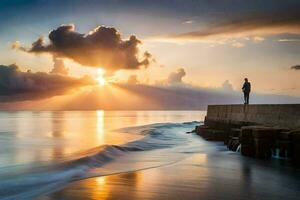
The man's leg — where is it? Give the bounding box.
[244,92,247,104]
[246,93,250,104]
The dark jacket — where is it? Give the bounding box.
[242,82,251,93]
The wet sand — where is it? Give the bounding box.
[38,141,300,200]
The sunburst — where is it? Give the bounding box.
[96,69,106,86]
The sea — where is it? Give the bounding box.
[0,111,300,200]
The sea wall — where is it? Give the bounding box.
[206,104,300,129]
[194,104,300,162]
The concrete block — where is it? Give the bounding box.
[254,138,273,158]
[278,131,292,140]
[291,131,300,141]
[230,128,241,137]
[252,127,278,139]
[276,140,292,158]
[241,144,255,157]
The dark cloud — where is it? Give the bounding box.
[167,68,186,84]
[291,65,300,70]
[20,24,153,72]
[50,57,69,75]
[167,7,300,41]
[3,0,300,42]
[0,64,95,101]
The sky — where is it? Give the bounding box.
[0,0,299,109]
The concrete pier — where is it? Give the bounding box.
[195,104,300,162]
[206,104,300,129]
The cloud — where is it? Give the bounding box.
[166,68,186,84]
[253,36,265,43]
[183,20,193,24]
[278,38,300,42]
[161,8,300,42]
[221,80,234,91]
[127,75,139,85]
[18,24,153,72]
[50,57,69,75]
[11,41,23,50]
[291,65,300,70]
[232,42,245,48]
[0,64,95,101]
[154,67,187,86]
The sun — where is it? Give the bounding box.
[96,69,106,86]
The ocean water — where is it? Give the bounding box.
[1,111,300,200]
[0,111,206,200]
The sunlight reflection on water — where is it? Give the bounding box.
[0,110,206,167]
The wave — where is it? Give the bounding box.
[0,121,200,200]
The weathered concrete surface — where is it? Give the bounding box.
[195,104,300,161]
[206,104,300,129]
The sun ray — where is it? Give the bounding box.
[96,69,106,86]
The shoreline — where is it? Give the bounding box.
[38,138,300,200]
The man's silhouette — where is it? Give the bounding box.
[242,78,251,104]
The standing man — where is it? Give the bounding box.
[242,78,251,104]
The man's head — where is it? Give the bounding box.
[244,78,248,82]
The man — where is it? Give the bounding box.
[242,78,251,104]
